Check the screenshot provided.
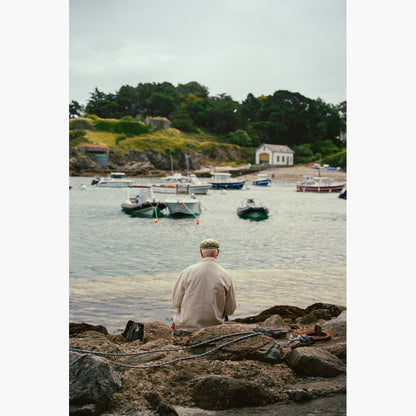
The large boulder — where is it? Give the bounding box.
[69,352,122,416]
[233,305,305,324]
[192,375,275,410]
[304,303,346,317]
[322,310,347,338]
[299,308,332,324]
[286,347,346,377]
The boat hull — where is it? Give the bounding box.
[252,179,271,186]
[296,184,345,193]
[165,200,201,216]
[97,180,134,188]
[121,201,167,217]
[210,181,245,190]
[237,207,269,220]
[152,184,211,195]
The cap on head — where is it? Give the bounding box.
[200,239,220,250]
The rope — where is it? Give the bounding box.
[69,331,314,369]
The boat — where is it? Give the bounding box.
[296,176,345,193]
[153,173,212,195]
[237,198,269,220]
[252,173,271,186]
[209,172,245,190]
[164,194,202,217]
[92,174,135,188]
[110,172,126,179]
[121,187,167,217]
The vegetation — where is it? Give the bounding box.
[69,81,346,168]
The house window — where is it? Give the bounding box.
[276,156,279,162]
[282,156,285,163]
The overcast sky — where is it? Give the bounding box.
[70,0,346,106]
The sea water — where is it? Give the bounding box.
[69,176,346,333]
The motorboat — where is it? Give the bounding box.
[252,173,271,186]
[121,187,167,217]
[296,176,345,193]
[153,173,212,195]
[209,172,245,190]
[237,198,269,220]
[110,172,126,179]
[92,174,135,188]
[164,194,202,217]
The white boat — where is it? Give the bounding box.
[164,194,202,216]
[252,173,271,186]
[93,176,135,188]
[296,176,345,193]
[121,187,167,217]
[111,172,126,179]
[153,173,212,195]
[209,172,245,190]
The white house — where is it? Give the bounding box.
[255,143,294,166]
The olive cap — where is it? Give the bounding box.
[200,239,220,250]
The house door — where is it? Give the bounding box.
[259,153,269,165]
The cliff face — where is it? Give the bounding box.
[69,146,253,176]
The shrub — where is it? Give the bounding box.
[321,150,346,170]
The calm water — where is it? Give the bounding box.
[69,176,346,333]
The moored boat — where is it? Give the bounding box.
[92,175,135,188]
[121,187,166,217]
[296,176,345,193]
[209,172,245,190]
[153,173,212,195]
[164,194,202,216]
[252,173,271,186]
[237,198,269,220]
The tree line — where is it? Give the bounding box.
[69,81,346,163]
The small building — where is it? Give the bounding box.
[255,143,294,166]
[144,116,171,130]
[75,144,109,163]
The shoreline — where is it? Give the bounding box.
[70,164,347,182]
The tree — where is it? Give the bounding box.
[230,129,252,146]
[69,100,84,118]
[146,93,176,117]
[84,88,118,118]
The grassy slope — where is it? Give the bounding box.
[70,119,253,165]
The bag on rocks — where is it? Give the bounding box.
[121,320,144,342]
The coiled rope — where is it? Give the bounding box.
[69,331,314,369]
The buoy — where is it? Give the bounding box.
[290,224,295,229]
[180,205,184,209]
[154,219,158,223]
[196,220,199,225]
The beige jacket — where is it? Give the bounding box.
[172,257,236,331]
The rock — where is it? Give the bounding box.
[287,389,313,403]
[121,320,144,342]
[322,310,347,338]
[299,308,332,324]
[143,321,174,343]
[260,314,287,328]
[304,303,346,317]
[322,341,347,361]
[182,324,284,363]
[286,347,346,377]
[144,390,179,416]
[233,305,305,324]
[69,352,122,415]
[69,322,108,337]
[192,375,275,410]
[255,326,288,339]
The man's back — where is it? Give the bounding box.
[173,257,236,331]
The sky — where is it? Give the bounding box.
[70,0,346,106]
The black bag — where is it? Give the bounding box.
[121,320,144,342]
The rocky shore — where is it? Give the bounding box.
[69,303,347,416]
